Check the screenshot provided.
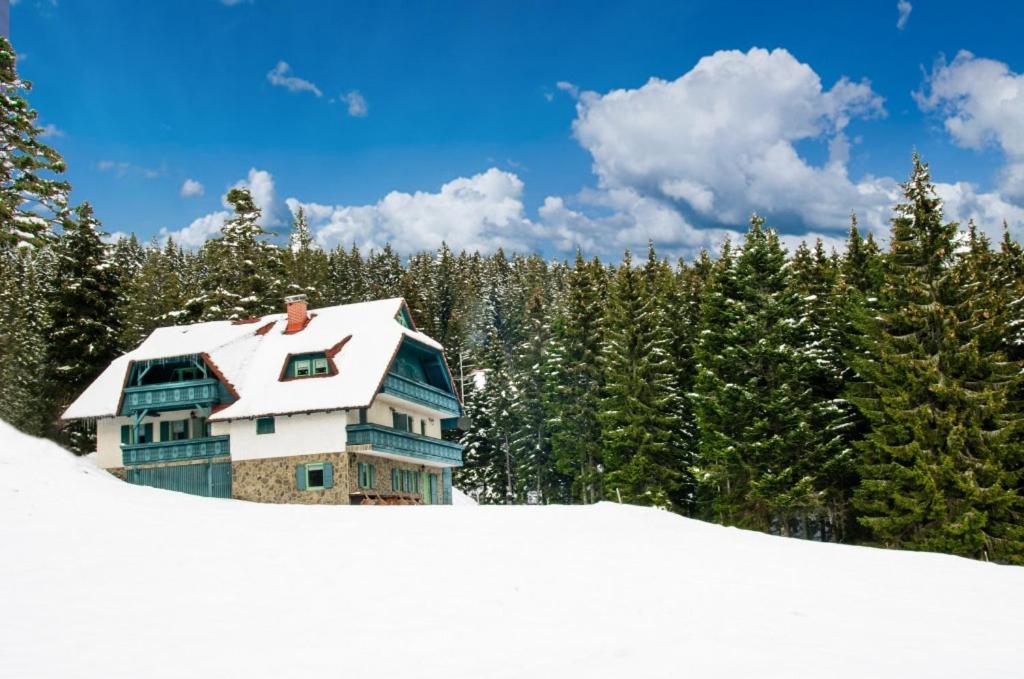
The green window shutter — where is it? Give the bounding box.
[357,462,365,488]
[143,423,153,443]
[369,465,376,488]
[392,468,399,491]
[160,421,170,441]
[323,462,334,489]
[120,425,129,444]
[296,464,307,490]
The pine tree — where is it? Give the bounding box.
[119,238,184,348]
[599,245,688,509]
[187,188,286,321]
[0,37,70,246]
[509,287,557,503]
[547,253,607,503]
[0,246,53,435]
[49,203,121,451]
[457,327,516,503]
[851,156,1024,563]
[283,206,329,305]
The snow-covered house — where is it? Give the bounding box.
[62,296,464,504]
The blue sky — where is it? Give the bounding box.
[11,0,1024,256]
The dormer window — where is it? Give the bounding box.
[283,352,334,380]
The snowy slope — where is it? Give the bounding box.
[2,421,1023,679]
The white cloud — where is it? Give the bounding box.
[160,210,230,249]
[566,47,896,251]
[916,51,1024,202]
[344,90,368,117]
[96,160,164,179]
[896,1,912,30]
[935,180,1024,242]
[556,81,580,99]
[180,178,204,198]
[289,168,537,253]
[266,61,322,97]
[38,123,63,138]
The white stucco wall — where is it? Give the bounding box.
[221,410,349,461]
[352,393,444,438]
[94,410,211,469]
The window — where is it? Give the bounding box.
[392,468,420,493]
[296,462,333,491]
[358,408,368,424]
[358,462,376,489]
[285,352,332,379]
[392,412,412,432]
[172,366,201,382]
[122,423,153,444]
[306,463,325,489]
[256,417,275,435]
[192,417,210,439]
[171,420,188,441]
[420,419,427,436]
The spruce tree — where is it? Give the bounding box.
[0,37,70,246]
[187,188,286,321]
[851,156,1024,563]
[599,245,688,509]
[546,253,607,503]
[50,203,121,451]
[283,206,329,305]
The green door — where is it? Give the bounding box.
[424,473,437,505]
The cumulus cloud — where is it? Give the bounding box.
[180,178,204,198]
[344,90,368,117]
[288,168,538,253]
[935,180,1024,242]
[916,51,1024,202]
[567,47,896,250]
[266,61,322,97]
[896,1,912,30]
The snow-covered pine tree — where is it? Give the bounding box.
[50,203,121,452]
[546,252,607,503]
[842,215,884,299]
[118,238,185,349]
[851,156,1024,563]
[598,245,688,510]
[509,287,557,503]
[189,188,286,321]
[0,37,70,247]
[283,206,329,305]
[694,219,823,532]
[0,246,54,436]
[456,327,517,503]
[787,239,861,540]
[366,244,404,300]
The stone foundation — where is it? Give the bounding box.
[347,452,445,504]
[232,451,350,504]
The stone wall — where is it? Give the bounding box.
[232,451,350,504]
[346,451,447,504]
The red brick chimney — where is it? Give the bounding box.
[284,294,309,334]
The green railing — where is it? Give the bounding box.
[121,378,220,415]
[122,435,230,466]
[346,423,463,465]
[381,373,461,415]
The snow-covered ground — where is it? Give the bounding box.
[2,421,1023,679]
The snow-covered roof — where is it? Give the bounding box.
[63,298,452,422]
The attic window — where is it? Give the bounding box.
[282,352,334,380]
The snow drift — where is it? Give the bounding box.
[1,420,1022,679]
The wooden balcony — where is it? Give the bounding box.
[121,435,230,466]
[380,372,460,416]
[346,423,463,466]
[121,378,220,415]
